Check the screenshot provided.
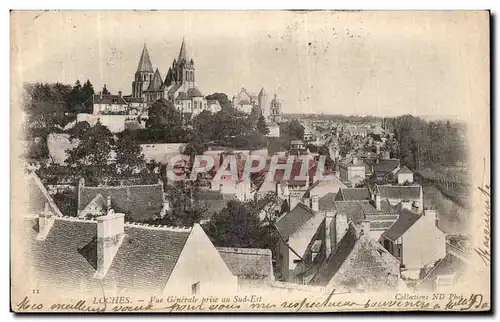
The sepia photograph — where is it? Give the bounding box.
[9,10,490,313]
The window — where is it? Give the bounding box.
[191,282,200,295]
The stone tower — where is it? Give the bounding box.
[269,94,283,123]
[164,37,196,88]
[132,43,154,99]
[258,88,268,120]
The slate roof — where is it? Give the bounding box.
[137,44,154,73]
[381,209,422,241]
[217,247,273,280]
[310,223,358,285]
[333,200,397,224]
[374,159,400,174]
[25,172,63,217]
[146,69,163,92]
[84,94,128,106]
[310,223,400,289]
[319,192,336,212]
[25,217,190,294]
[123,96,145,104]
[397,166,413,175]
[376,185,421,200]
[420,253,468,289]
[275,203,316,239]
[78,182,165,222]
[187,87,204,97]
[337,188,371,201]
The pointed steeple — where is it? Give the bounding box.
[258,87,267,97]
[177,37,189,62]
[137,43,154,73]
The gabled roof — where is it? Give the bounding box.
[25,172,63,217]
[25,217,191,294]
[337,187,371,201]
[382,208,422,241]
[318,192,336,212]
[333,200,397,224]
[420,253,468,289]
[217,247,273,280]
[309,223,358,286]
[78,182,165,222]
[310,223,400,289]
[137,44,154,73]
[397,165,413,175]
[376,184,421,200]
[275,203,316,239]
[374,159,400,174]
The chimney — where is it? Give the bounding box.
[401,200,412,211]
[376,143,380,155]
[361,220,371,235]
[424,209,439,227]
[118,91,122,97]
[106,195,112,211]
[94,211,125,279]
[375,193,381,210]
[311,194,319,212]
[99,91,103,99]
[324,212,336,258]
[37,202,55,240]
[352,156,358,164]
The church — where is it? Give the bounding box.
[129,38,208,117]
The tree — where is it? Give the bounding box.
[203,199,278,250]
[66,120,115,184]
[115,130,146,176]
[280,120,304,141]
[146,98,183,129]
[82,79,95,99]
[102,84,110,95]
[192,110,215,140]
[205,93,233,111]
[157,181,206,227]
[256,114,270,135]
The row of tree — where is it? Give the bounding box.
[384,115,468,170]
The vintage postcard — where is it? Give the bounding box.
[10,10,490,312]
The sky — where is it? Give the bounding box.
[11,11,489,118]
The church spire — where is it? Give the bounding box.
[137,43,154,73]
[177,37,189,62]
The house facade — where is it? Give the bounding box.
[380,209,446,279]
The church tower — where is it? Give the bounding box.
[165,37,196,88]
[132,44,154,99]
[258,88,268,120]
[269,94,283,123]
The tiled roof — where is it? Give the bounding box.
[78,182,165,222]
[217,247,273,280]
[376,185,421,200]
[382,209,422,241]
[167,83,182,95]
[374,159,400,174]
[338,188,371,201]
[25,217,190,294]
[275,203,316,239]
